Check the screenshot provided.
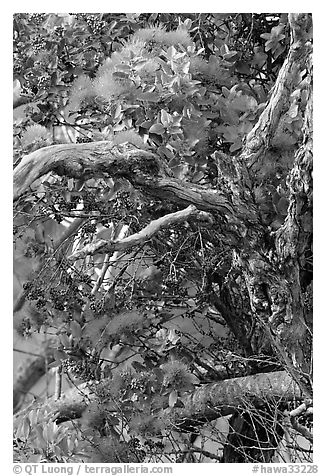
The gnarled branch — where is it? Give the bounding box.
[13,143,236,219]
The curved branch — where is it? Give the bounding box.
[69,205,213,260]
[13,142,236,218]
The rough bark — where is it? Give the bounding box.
[242,13,312,169]
[13,143,235,218]
[274,51,313,384]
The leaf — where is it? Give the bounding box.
[115,63,131,72]
[260,32,271,40]
[165,45,177,61]
[67,179,74,192]
[186,298,197,308]
[20,416,31,441]
[28,409,38,426]
[155,328,168,342]
[112,123,125,132]
[131,361,146,372]
[48,359,62,369]
[223,51,238,62]
[43,422,54,442]
[102,365,113,379]
[167,328,180,345]
[149,123,165,135]
[29,454,43,463]
[171,164,188,180]
[157,145,174,159]
[107,415,120,426]
[112,71,129,79]
[235,61,251,75]
[138,91,160,103]
[183,18,192,29]
[54,445,63,457]
[160,109,171,127]
[59,333,70,348]
[168,126,182,134]
[67,436,76,452]
[114,103,122,119]
[133,59,148,69]
[70,320,82,340]
[34,424,47,448]
[54,349,68,361]
[140,120,153,129]
[169,390,178,408]
[230,140,242,152]
[156,57,173,75]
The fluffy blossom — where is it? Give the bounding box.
[92,70,127,102]
[161,360,196,390]
[69,75,94,111]
[20,124,51,148]
[129,413,164,437]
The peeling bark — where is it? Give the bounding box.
[242,13,312,169]
[13,143,235,219]
[274,51,313,388]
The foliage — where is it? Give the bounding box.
[13,13,313,463]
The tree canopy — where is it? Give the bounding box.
[13,13,313,464]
